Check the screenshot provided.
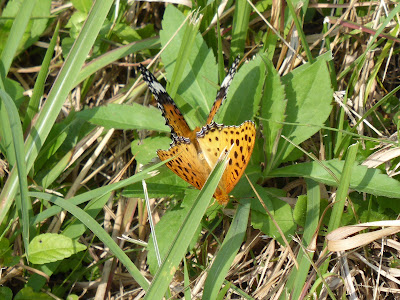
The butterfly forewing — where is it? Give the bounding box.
[139,64,192,139]
[206,57,240,124]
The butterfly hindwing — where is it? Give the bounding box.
[196,121,256,201]
[157,137,210,191]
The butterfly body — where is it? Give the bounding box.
[140,59,255,205]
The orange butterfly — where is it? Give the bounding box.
[140,59,255,205]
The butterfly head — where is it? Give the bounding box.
[214,189,230,205]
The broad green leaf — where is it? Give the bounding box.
[216,55,265,125]
[14,286,53,300]
[279,57,333,160]
[167,11,202,100]
[34,117,89,172]
[123,168,188,199]
[131,136,171,165]
[28,233,86,264]
[270,159,400,199]
[341,193,394,226]
[259,57,286,163]
[0,0,51,55]
[28,0,52,46]
[26,192,111,292]
[376,195,400,215]
[76,103,169,132]
[4,78,26,108]
[112,23,142,43]
[293,195,308,227]
[0,237,10,256]
[123,182,187,200]
[29,192,150,289]
[0,287,12,300]
[160,5,217,126]
[71,0,93,13]
[230,0,251,58]
[0,237,19,267]
[75,37,160,86]
[64,11,87,37]
[246,186,295,244]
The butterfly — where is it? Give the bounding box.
[139,59,256,205]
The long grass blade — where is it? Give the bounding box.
[0,90,31,257]
[29,191,150,289]
[22,22,60,132]
[144,154,229,299]
[0,0,114,224]
[203,201,250,299]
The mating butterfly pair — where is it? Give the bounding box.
[139,59,255,205]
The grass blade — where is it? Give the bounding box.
[0,90,31,256]
[321,142,359,274]
[203,201,250,299]
[30,192,150,289]
[231,0,251,59]
[30,158,166,225]
[22,22,60,132]
[0,0,114,224]
[0,0,37,80]
[75,36,160,87]
[287,179,320,297]
[0,0,37,170]
[168,11,202,99]
[144,155,229,299]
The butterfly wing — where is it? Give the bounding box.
[140,64,192,138]
[196,121,256,203]
[206,57,240,124]
[157,137,211,191]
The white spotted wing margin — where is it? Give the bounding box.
[206,57,240,124]
[139,64,192,139]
